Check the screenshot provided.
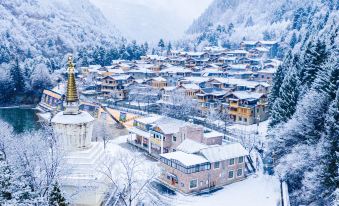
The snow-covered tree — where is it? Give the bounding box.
[49,182,68,206]
[101,151,166,206]
[269,66,300,127]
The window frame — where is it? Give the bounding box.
[229,158,235,165]
[189,179,198,189]
[237,168,243,177]
[214,161,220,169]
[238,156,244,163]
[228,170,234,179]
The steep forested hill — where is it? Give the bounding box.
[183,0,335,50]
[267,1,338,205]
[0,0,120,66]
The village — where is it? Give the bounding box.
[33,40,283,205]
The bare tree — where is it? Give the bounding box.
[161,90,200,120]
[95,119,112,149]
[239,133,256,155]
[127,85,160,111]
[101,150,168,206]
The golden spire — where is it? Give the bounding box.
[66,56,79,103]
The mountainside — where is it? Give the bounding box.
[267,0,338,205]
[0,0,121,65]
[184,0,321,48]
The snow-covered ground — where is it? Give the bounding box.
[174,173,280,206]
[106,132,280,206]
[228,120,269,142]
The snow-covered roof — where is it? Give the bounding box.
[227,50,249,54]
[160,66,192,74]
[51,84,65,95]
[229,64,248,70]
[152,76,167,82]
[51,111,95,125]
[136,115,162,124]
[155,117,189,134]
[213,78,265,88]
[253,47,269,52]
[241,41,258,45]
[127,68,155,74]
[180,83,200,90]
[180,77,210,84]
[160,151,208,166]
[163,86,176,91]
[107,68,125,74]
[200,143,248,163]
[231,91,265,100]
[110,75,132,81]
[203,130,223,139]
[176,139,209,154]
[258,68,277,74]
[258,40,278,45]
[199,88,227,96]
[128,127,150,137]
[219,56,237,61]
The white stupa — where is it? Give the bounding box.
[51,56,109,206]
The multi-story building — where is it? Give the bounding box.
[196,88,228,110]
[225,91,268,125]
[159,142,248,194]
[128,116,223,156]
[100,75,134,100]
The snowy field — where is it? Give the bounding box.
[106,133,280,206]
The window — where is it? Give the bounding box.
[237,168,243,177]
[190,179,198,189]
[228,170,234,179]
[214,162,220,169]
[244,118,247,122]
[229,158,235,165]
[172,136,177,142]
[238,156,244,163]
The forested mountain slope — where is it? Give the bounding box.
[183,0,334,50]
[267,1,338,205]
[0,0,120,67]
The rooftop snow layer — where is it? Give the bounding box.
[199,143,248,163]
[160,151,208,166]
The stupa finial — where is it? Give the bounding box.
[66,55,78,103]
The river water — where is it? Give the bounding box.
[0,108,41,133]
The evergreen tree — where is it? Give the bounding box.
[317,90,338,204]
[301,39,328,88]
[268,64,285,114]
[10,58,25,94]
[312,54,339,99]
[245,16,254,27]
[143,42,149,54]
[167,41,172,54]
[290,32,297,48]
[158,39,165,51]
[270,66,300,127]
[49,182,67,206]
[0,152,13,203]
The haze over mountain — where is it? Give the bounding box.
[90,0,213,43]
